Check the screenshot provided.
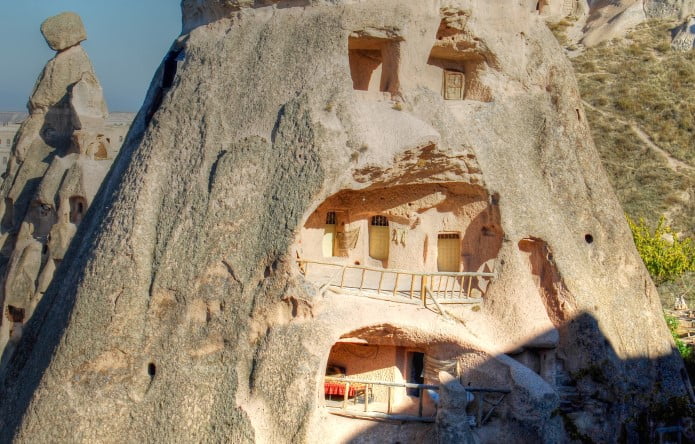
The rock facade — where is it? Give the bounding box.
[0,1,690,443]
[0,14,123,366]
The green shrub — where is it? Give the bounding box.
[665,312,692,359]
[628,216,695,284]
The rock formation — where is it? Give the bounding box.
[0,13,121,363]
[532,0,695,47]
[672,15,695,49]
[0,1,691,443]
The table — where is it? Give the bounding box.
[324,381,367,402]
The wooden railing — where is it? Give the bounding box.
[324,376,439,422]
[298,260,495,306]
[465,387,511,427]
[324,376,510,425]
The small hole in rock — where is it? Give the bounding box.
[585,234,594,244]
[576,109,581,121]
[354,261,361,265]
[148,363,156,377]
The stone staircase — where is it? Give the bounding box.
[555,366,581,413]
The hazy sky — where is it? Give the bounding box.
[0,1,181,111]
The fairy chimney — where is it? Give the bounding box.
[0,2,690,443]
[0,13,122,364]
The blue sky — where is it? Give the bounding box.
[0,1,181,111]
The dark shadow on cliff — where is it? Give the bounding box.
[321,312,694,444]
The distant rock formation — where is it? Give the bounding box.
[672,15,695,49]
[0,12,122,363]
[534,0,695,47]
[0,2,691,443]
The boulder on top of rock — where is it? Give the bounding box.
[40,12,87,52]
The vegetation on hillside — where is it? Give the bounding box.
[628,216,695,285]
[569,21,695,236]
[665,312,693,360]
[628,214,695,305]
[628,216,695,369]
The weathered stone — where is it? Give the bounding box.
[0,2,690,443]
[70,72,108,130]
[532,0,695,47]
[436,372,476,444]
[0,13,124,369]
[582,1,647,47]
[672,15,695,50]
[645,0,695,19]
[40,12,87,52]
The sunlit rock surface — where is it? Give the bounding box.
[0,2,690,443]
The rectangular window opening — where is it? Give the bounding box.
[348,36,399,94]
[326,211,337,225]
[371,215,389,227]
[407,352,425,397]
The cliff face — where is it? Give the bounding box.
[0,1,689,442]
[528,0,695,47]
[0,13,122,364]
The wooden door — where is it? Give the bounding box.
[444,71,464,100]
[369,215,389,261]
[323,211,336,257]
[437,233,461,272]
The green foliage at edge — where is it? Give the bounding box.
[629,215,695,362]
[665,312,693,360]
[627,216,695,285]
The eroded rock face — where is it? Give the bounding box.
[672,15,695,50]
[0,1,689,443]
[533,0,695,47]
[40,12,87,52]
[645,0,695,18]
[0,13,122,366]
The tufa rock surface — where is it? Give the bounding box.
[672,15,695,49]
[0,1,691,443]
[529,0,695,47]
[0,13,124,367]
[40,12,87,52]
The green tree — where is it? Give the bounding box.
[627,216,695,285]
